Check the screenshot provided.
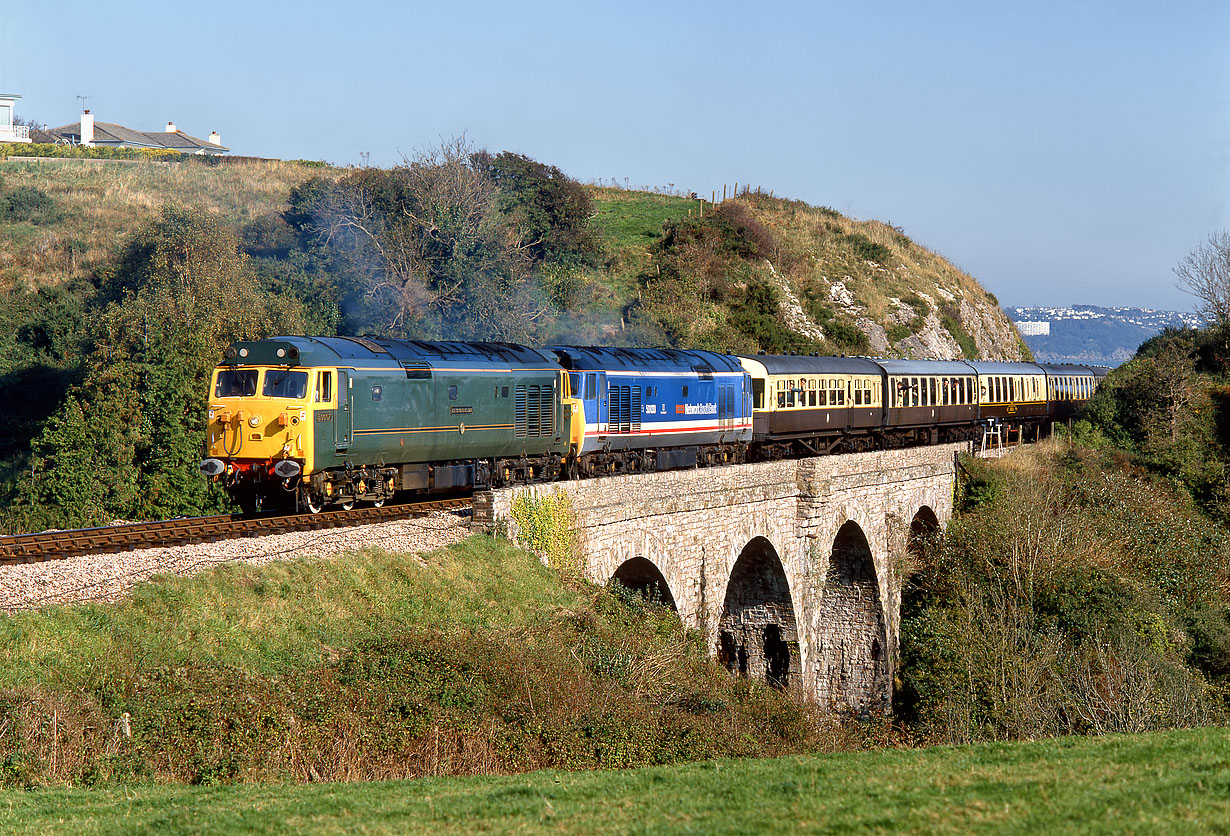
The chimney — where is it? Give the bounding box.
[165,120,177,133]
[80,110,94,146]
[208,130,221,146]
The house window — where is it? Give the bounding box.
[0,105,10,129]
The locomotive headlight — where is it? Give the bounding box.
[249,414,262,428]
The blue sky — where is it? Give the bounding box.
[3,1,1227,311]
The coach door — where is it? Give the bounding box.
[596,372,609,435]
[718,384,735,432]
[335,370,352,454]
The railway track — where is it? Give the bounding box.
[0,496,473,565]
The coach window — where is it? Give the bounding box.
[315,371,332,403]
[820,379,830,407]
[777,380,786,408]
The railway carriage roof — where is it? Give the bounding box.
[874,359,976,376]
[740,355,883,375]
[1035,363,1100,377]
[963,361,1046,376]
[547,346,744,373]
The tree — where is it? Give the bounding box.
[284,137,567,342]
[1175,231,1230,329]
[15,207,306,527]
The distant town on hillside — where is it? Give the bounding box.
[1007,305,1204,366]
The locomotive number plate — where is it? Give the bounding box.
[316,412,334,423]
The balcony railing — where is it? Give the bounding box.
[0,124,31,142]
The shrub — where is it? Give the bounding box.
[940,304,978,358]
[510,491,579,575]
[898,443,1228,743]
[0,143,180,162]
[843,232,892,264]
[2,186,60,224]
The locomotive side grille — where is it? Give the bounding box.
[631,386,641,432]
[610,386,630,433]
[540,387,554,437]
[528,385,541,437]
[515,385,528,438]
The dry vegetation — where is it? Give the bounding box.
[0,157,338,291]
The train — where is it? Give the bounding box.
[199,336,1108,513]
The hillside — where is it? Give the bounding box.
[0,535,845,786]
[0,152,1022,360]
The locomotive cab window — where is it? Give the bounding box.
[567,373,581,398]
[315,371,332,403]
[216,369,258,398]
[263,370,308,400]
[448,385,458,400]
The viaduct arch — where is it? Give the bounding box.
[480,443,964,710]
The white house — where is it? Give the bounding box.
[0,94,32,143]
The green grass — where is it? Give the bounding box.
[0,536,578,689]
[587,188,697,303]
[589,188,697,254]
[2,727,1227,835]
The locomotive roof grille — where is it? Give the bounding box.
[547,345,743,373]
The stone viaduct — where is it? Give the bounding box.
[476,442,967,714]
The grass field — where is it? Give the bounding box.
[3,726,1227,835]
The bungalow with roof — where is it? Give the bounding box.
[46,110,228,155]
[0,94,32,143]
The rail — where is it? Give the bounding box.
[0,496,472,565]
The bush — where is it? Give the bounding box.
[843,232,892,264]
[898,442,1228,743]
[0,143,180,162]
[1,186,60,224]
